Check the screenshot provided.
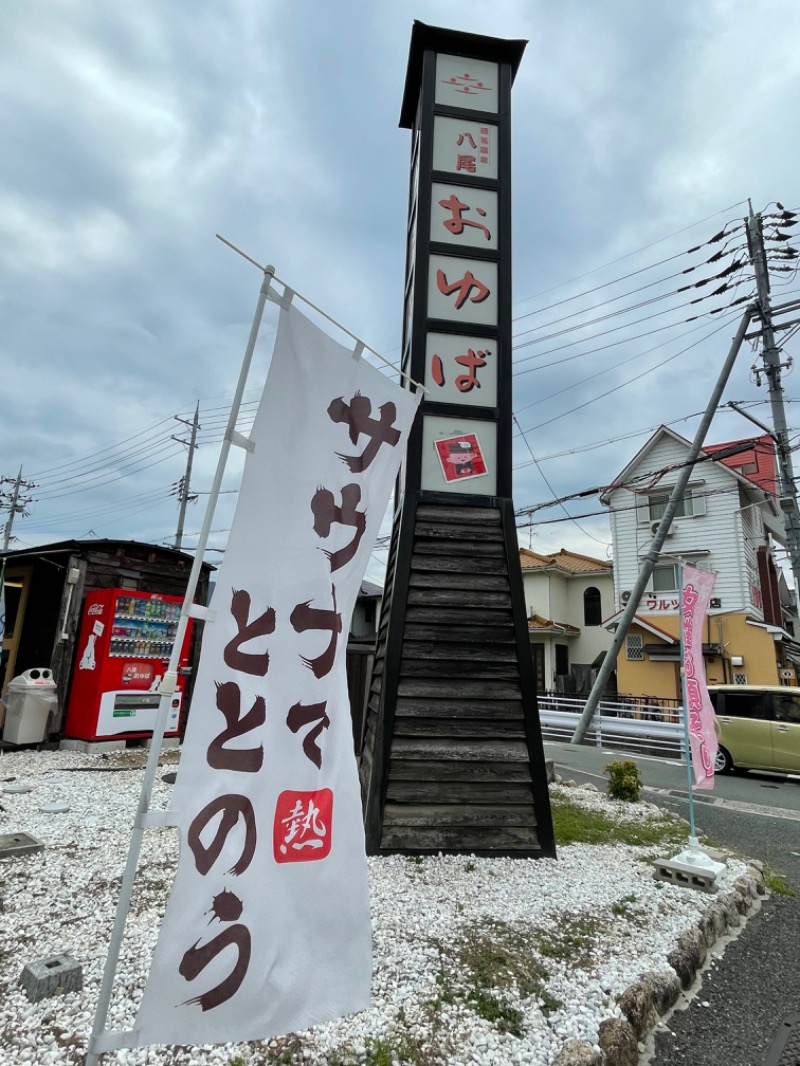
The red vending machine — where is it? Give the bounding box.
[64,589,193,742]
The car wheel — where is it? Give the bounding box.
[715,745,733,774]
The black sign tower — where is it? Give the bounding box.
[360,22,555,857]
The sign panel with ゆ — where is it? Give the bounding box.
[427,254,498,326]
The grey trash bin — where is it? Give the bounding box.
[2,668,58,745]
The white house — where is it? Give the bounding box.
[520,548,614,695]
[601,427,799,698]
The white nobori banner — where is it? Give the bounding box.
[134,302,419,1046]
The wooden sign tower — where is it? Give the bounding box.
[360,22,555,857]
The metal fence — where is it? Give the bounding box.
[537,693,685,759]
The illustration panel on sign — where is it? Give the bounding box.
[435,54,499,113]
[432,116,498,179]
[421,416,497,496]
[434,434,488,483]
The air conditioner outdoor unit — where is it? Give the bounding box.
[781,667,795,680]
[651,521,677,536]
[620,590,632,604]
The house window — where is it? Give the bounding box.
[626,634,644,660]
[733,672,748,685]
[583,586,602,626]
[555,644,569,676]
[647,485,705,521]
[652,564,678,593]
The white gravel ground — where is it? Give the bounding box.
[0,748,751,1066]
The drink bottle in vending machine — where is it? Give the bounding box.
[63,589,193,742]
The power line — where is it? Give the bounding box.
[513,246,746,341]
[513,313,741,416]
[512,200,748,314]
[515,311,742,435]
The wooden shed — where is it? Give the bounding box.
[0,539,214,734]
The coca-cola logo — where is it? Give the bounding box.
[88,604,104,616]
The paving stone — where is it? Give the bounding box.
[19,955,83,1002]
[0,832,45,860]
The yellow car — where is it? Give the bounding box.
[707,685,800,775]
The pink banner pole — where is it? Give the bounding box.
[678,563,699,844]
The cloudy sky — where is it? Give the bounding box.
[2,0,799,583]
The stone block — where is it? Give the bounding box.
[639,969,680,1015]
[597,1018,638,1066]
[667,946,696,989]
[59,739,125,754]
[19,955,83,1002]
[652,858,719,893]
[678,926,707,969]
[698,902,728,946]
[552,1038,601,1065]
[618,980,658,1040]
[0,832,44,860]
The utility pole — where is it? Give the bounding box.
[571,308,754,744]
[746,203,800,594]
[172,404,200,550]
[1,467,36,551]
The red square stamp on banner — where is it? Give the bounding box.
[273,789,333,863]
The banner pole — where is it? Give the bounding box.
[0,555,6,647]
[658,563,725,890]
[86,264,276,1064]
[678,563,698,846]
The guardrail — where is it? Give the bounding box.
[537,694,685,759]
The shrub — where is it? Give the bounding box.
[604,759,642,802]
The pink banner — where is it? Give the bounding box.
[680,564,718,790]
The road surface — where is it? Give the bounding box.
[544,742,800,1066]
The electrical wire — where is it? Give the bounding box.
[512,201,748,315]
[513,251,747,342]
[513,413,609,546]
[514,310,744,436]
[513,311,742,416]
